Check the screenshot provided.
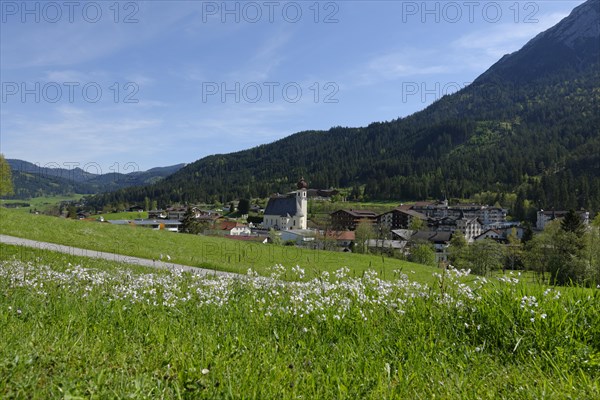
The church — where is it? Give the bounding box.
[262,178,308,230]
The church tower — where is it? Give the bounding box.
[296,177,308,229]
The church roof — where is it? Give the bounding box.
[264,195,302,217]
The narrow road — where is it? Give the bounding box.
[0,234,235,277]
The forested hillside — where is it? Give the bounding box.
[87,0,600,212]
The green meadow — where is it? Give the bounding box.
[0,208,433,283]
[1,243,599,398]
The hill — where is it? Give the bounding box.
[5,159,186,199]
[88,0,600,212]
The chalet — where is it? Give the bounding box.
[330,209,378,231]
[263,178,308,230]
[378,208,428,230]
[475,227,525,243]
[321,230,355,249]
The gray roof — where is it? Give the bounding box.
[264,195,302,217]
[412,231,452,243]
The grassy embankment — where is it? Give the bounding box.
[0,243,598,398]
[0,208,433,283]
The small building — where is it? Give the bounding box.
[320,230,355,250]
[219,221,251,236]
[279,229,316,245]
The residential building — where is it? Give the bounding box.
[330,209,378,230]
[536,210,590,230]
[378,208,428,230]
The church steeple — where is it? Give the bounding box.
[297,177,308,190]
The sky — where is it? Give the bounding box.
[0,0,585,174]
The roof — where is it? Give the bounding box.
[365,239,408,250]
[324,230,355,241]
[264,194,302,217]
[220,221,247,230]
[332,209,378,218]
[412,230,452,243]
[387,208,428,219]
[391,229,415,240]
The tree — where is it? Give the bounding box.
[448,230,468,266]
[409,244,436,266]
[505,228,523,272]
[354,219,375,254]
[238,198,250,215]
[0,154,14,197]
[408,216,424,231]
[466,239,505,276]
[561,210,585,237]
[268,228,281,245]
[181,206,202,234]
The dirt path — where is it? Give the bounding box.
[0,234,235,277]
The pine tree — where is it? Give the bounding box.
[561,209,585,237]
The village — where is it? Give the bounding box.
[76,178,590,265]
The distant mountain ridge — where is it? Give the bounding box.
[5,159,186,199]
[88,0,600,212]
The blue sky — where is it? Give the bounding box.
[0,0,584,173]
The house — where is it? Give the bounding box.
[148,209,167,219]
[219,221,251,236]
[330,209,378,230]
[127,205,144,212]
[475,229,505,243]
[263,178,308,230]
[321,230,355,249]
[536,210,590,230]
[378,208,428,230]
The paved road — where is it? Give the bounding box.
[0,234,235,277]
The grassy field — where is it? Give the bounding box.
[96,211,149,220]
[0,208,435,283]
[0,194,83,213]
[1,243,598,398]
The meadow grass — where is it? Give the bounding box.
[96,211,149,220]
[0,208,435,284]
[1,243,598,399]
[0,194,83,213]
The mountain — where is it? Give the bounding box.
[5,159,186,199]
[88,0,600,213]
